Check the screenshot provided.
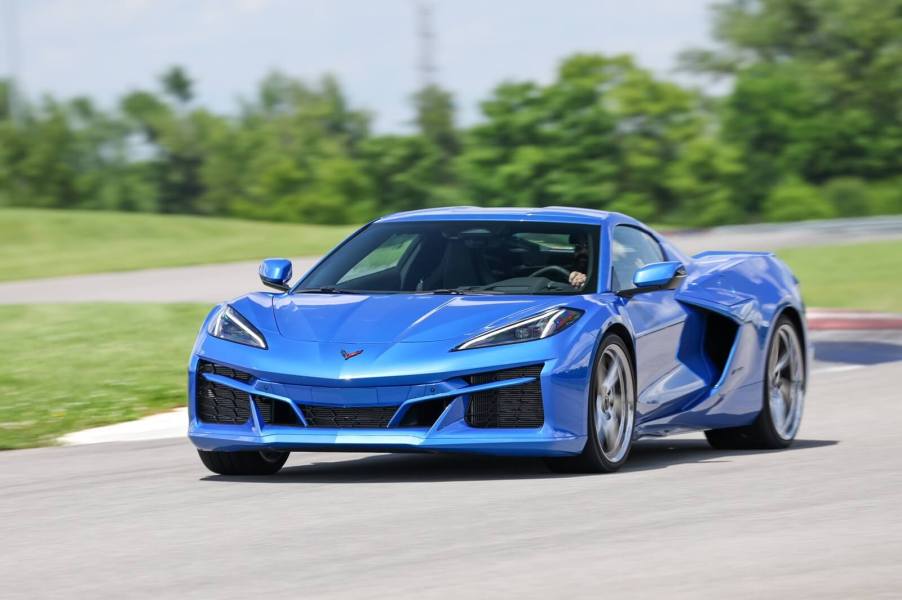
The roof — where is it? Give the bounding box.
[377,206,623,225]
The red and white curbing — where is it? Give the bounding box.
[807,308,902,331]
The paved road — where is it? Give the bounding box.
[0,256,320,304]
[2,331,900,599]
[665,214,902,255]
[2,216,901,304]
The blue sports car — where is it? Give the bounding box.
[188,207,808,475]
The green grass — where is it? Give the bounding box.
[777,240,902,312]
[0,303,210,449]
[0,208,356,282]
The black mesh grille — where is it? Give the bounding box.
[301,405,398,428]
[196,378,251,424]
[253,396,301,426]
[254,396,273,423]
[465,364,544,428]
[197,360,253,383]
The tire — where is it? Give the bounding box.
[198,449,289,475]
[546,333,636,473]
[705,315,805,450]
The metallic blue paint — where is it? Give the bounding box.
[187,207,808,457]
[258,258,293,290]
[632,260,684,288]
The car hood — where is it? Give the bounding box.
[269,293,568,344]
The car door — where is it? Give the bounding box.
[610,225,688,399]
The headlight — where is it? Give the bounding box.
[208,305,268,349]
[454,308,582,351]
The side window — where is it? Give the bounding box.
[611,226,665,291]
[337,233,418,284]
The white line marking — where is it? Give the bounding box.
[60,408,187,445]
[812,365,865,375]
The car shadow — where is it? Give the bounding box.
[623,437,837,473]
[201,438,838,483]
[814,340,902,366]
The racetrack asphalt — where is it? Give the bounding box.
[2,329,901,599]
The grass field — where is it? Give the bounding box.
[777,240,902,312]
[0,303,210,449]
[0,208,355,282]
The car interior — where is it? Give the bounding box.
[303,222,600,295]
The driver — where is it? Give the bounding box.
[568,233,589,291]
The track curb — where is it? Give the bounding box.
[807,309,902,331]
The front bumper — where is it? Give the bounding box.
[189,426,584,457]
[186,349,589,457]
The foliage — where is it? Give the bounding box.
[682,0,902,215]
[762,177,835,222]
[457,55,707,219]
[3,1,902,226]
[822,177,875,217]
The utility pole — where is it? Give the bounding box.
[2,0,21,125]
[415,0,436,90]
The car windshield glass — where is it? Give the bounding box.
[297,220,600,295]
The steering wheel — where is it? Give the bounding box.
[529,265,571,283]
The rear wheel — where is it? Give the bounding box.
[198,449,289,475]
[547,333,636,473]
[705,315,805,449]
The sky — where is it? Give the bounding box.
[2,0,716,132]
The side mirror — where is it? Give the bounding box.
[630,261,685,291]
[259,258,293,292]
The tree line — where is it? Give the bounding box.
[2,0,901,226]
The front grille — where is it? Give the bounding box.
[197,360,253,383]
[300,405,398,428]
[196,378,251,424]
[465,364,544,428]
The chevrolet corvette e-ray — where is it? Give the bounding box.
[188,207,807,474]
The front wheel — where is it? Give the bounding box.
[198,449,289,475]
[705,315,806,449]
[547,333,636,473]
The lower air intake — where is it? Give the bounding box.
[465,364,544,428]
[301,405,398,428]
[196,378,251,424]
[253,396,301,426]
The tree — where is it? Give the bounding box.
[682,0,902,212]
[762,177,835,222]
[201,72,376,224]
[160,66,194,106]
[458,54,708,220]
[412,84,458,157]
[360,134,447,213]
[4,24,901,227]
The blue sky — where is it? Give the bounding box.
[4,0,715,131]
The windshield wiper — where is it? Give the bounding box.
[294,287,358,294]
[426,288,504,295]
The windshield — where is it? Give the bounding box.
[297,220,600,295]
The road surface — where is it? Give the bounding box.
[2,329,901,599]
[2,216,901,304]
